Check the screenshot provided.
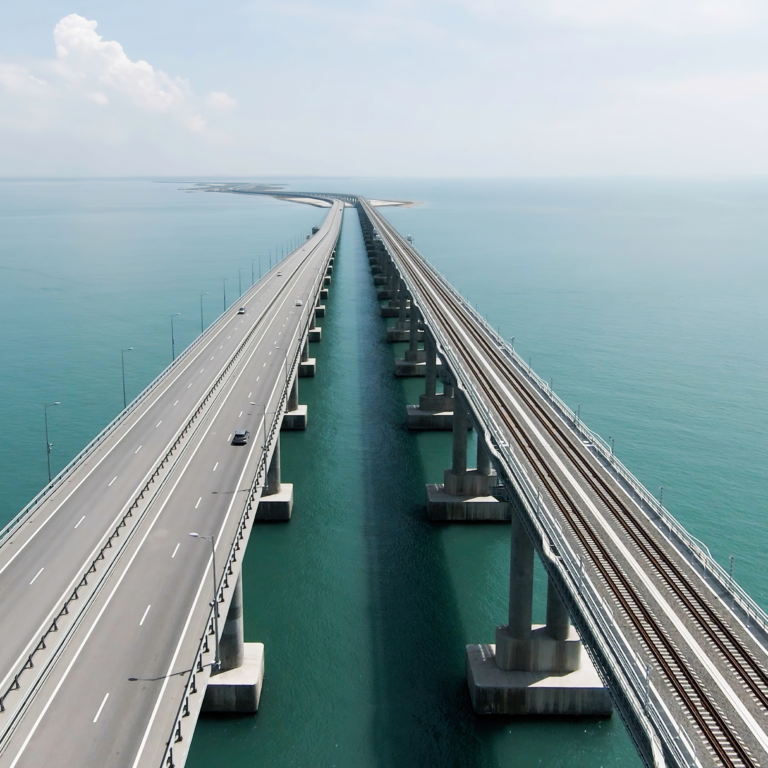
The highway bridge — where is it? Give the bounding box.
[1,191,766,768]
[0,200,342,767]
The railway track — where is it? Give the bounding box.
[363,201,767,767]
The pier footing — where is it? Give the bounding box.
[426,483,510,521]
[406,405,453,430]
[255,484,294,521]
[299,359,316,377]
[282,405,307,431]
[202,643,265,714]
[466,637,612,716]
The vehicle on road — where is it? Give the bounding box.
[232,429,250,445]
[237,307,246,314]
[295,300,302,306]
[277,271,283,276]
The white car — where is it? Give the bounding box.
[277,271,283,276]
[295,300,302,306]
[237,307,246,314]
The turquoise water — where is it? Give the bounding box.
[1,179,766,767]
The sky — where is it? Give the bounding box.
[1,0,767,177]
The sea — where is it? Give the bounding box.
[1,177,766,767]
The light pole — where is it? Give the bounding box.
[223,278,229,312]
[259,255,263,279]
[121,348,133,409]
[44,401,60,483]
[200,293,209,334]
[189,532,221,671]
[251,259,256,286]
[171,313,181,361]
[239,268,244,297]
[659,486,664,509]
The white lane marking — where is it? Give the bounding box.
[268,350,272,355]
[108,476,117,487]
[210,356,214,360]
[248,392,251,398]
[74,516,85,529]
[213,462,219,472]
[238,411,242,418]
[131,348,288,768]
[228,335,231,339]
[200,369,204,373]
[173,400,179,406]
[93,693,109,723]
[195,497,202,509]
[3,210,340,758]
[171,543,180,558]
[421,247,768,754]
[188,383,192,388]
[139,605,151,626]
[156,421,162,428]
[263,363,266,367]
[220,345,223,349]
[256,376,259,381]
[227,435,232,442]
[134,445,142,454]
[29,568,44,585]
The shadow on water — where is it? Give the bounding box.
[346,208,498,767]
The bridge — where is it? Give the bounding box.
[0,192,766,768]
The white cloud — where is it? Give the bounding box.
[52,15,189,112]
[0,64,48,95]
[207,91,237,111]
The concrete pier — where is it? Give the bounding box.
[308,311,322,343]
[299,338,316,377]
[256,435,293,521]
[395,305,428,376]
[407,345,455,429]
[282,376,307,430]
[426,401,509,521]
[202,574,265,713]
[466,512,612,715]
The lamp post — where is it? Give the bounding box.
[121,348,133,409]
[251,259,256,286]
[239,268,244,297]
[171,313,181,361]
[44,401,60,483]
[251,401,267,471]
[189,532,221,671]
[223,279,228,312]
[200,293,209,334]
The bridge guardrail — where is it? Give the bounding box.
[160,218,339,768]
[360,199,700,768]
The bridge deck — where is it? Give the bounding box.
[0,201,342,767]
[361,197,768,768]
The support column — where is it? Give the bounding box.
[426,393,509,521]
[308,307,321,342]
[315,292,326,317]
[466,510,612,716]
[202,572,265,714]
[299,336,316,377]
[219,572,245,671]
[395,304,426,374]
[546,578,571,641]
[256,434,293,521]
[406,333,453,428]
[398,282,408,327]
[282,375,307,430]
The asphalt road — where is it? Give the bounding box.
[0,200,343,767]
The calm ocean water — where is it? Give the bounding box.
[1,178,766,767]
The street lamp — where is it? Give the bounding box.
[223,279,228,312]
[171,313,181,361]
[239,267,244,297]
[251,259,256,286]
[121,348,133,409]
[200,293,209,335]
[189,532,221,671]
[44,401,60,483]
[251,402,268,465]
